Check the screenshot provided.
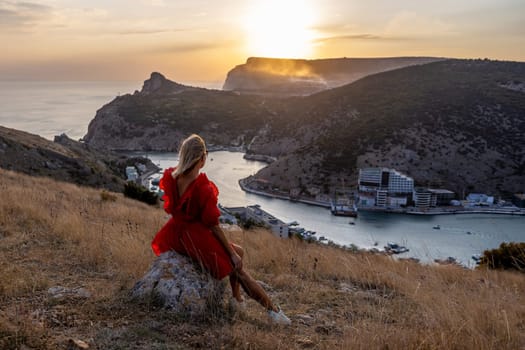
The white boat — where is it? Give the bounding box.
[472,254,482,264]
[384,242,409,254]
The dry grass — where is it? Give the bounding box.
[1,168,524,349]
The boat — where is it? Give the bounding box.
[434,256,459,265]
[384,242,409,254]
[433,225,441,230]
[330,199,358,217]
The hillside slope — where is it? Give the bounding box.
[83,72,283,151]
[256,59,525,196]
[1,169,524,349]
[83,59,525,196]
[0,125,156,192]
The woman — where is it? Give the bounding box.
[151,134,291,325]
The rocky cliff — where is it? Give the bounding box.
[223,56,444,96]
[83,72,283,151]
[83,59,525,197]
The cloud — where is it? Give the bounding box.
[118,28,186,35]
[315,34,388,42]
[151,41,229,54]
[0,0,53,29]
[141,0,166,6]
[384,11,456,38]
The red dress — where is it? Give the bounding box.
[151,167,233,280]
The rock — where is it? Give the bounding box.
[142,72,167,94]
[223,56,443,96]
[131,251,226,317]
[48,286,91,299]
[67,339,90,349]
[140,72,187,95]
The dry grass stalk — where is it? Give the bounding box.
[0,168,524,349]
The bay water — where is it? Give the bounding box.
[1,81,524,267]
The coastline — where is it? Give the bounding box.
[239,178,525,216]
[242,153,277,163]
[238,178,331,208]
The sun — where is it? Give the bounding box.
[243,0,316,59]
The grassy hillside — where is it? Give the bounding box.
[1,168,524,349]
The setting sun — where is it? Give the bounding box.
[243,0,316,58]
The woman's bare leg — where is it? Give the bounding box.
[228,243,278,312]
[235,269,278,312]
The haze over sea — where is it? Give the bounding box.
[1,81,524,267]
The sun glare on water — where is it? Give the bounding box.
[243,0,316,59]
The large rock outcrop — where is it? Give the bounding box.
[131,251,226,317]
[223,56,444,96]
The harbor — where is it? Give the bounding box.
[135,151,525,267]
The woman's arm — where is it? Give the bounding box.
[211,225,242,270]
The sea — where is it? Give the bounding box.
[1,80,524,267]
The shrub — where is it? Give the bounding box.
[123,181,158,205]
[479,242,525,272]
[100,190,117,202]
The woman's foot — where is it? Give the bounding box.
[268,307,291,325]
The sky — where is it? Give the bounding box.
[1,0,524,84]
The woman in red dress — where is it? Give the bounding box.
[151,134,290,325]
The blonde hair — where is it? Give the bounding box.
[173,134,207,176]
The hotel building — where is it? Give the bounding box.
[358,168,414,207]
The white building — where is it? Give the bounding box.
[246,205,289,238]
[413,188,456,209]
[358,168,414,207]
[466,193,494,206]
[125,166,139,181]
[223,205,289,238]
[413,188,437,209]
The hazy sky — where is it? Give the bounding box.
[1,0,524,83]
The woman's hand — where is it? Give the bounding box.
[230,251,243,271]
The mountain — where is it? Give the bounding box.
[83,59,525,197]
[223,56,444,96]
[255,59,525,197]
[83,72,283,151]
[0,126,155,191]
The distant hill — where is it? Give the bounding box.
[0,126,156,191]
[223,56,444,96]
[83,72,282,151]
[83,59,525,197]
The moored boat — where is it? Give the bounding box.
[384,242,409,254]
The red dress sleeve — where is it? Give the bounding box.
[195,176,221,227]
[159,167,176,215]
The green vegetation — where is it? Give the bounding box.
[123,181,158,205]
[480,242,525,272]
